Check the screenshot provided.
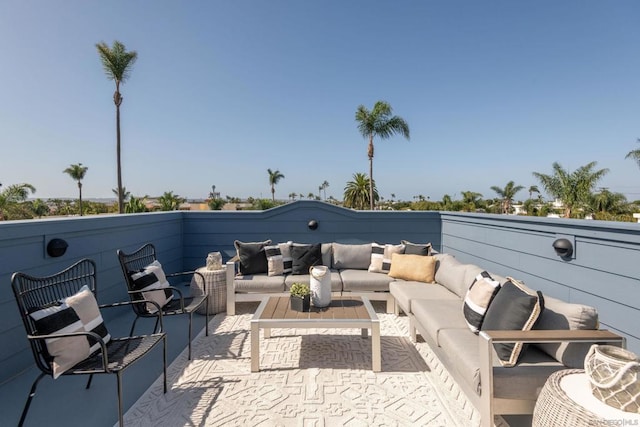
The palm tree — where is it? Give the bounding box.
[590,188,627,215]
[528,185,540,200]
[0,183,36,220]
[461,191,483,212]
[267,169,285,202]
[343,172,378,210]
[112,186,131,202]
[490,181,524,214]
[533,161,609,218]
[289,192,297,201]
[625,138,640,170]
[96,40,138,214]
[125,195,148,213]
[321,180,329,200]
[355,100,410,210]
[157,191,185,211]
[63,163,88,216]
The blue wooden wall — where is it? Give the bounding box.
[440,212,640,354]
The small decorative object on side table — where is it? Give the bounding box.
[289,283,310,312]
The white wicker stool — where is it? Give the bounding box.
[190,266,227,314]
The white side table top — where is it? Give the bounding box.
[561,372,640,420]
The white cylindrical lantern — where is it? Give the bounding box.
[309,265,331,307]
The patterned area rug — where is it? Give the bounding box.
[121,302,484,426]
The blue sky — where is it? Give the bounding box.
[1,1,639,202]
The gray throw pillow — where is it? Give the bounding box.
[331,243,372,270]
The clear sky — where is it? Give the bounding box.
[1,1,639,202]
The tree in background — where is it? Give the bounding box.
[30,199,50,218]
[461,191,483,212]
[344,172,378,210]
[533,161,609,218]
[355,100,410,210]
[626,138,640,171]
[589,188,628,220]
[320,180,329,200]
[63,163,88,216]
[125,195,148,213]
[96,40,138,214]
[490,181,524,214]
[157,191,185,211]
[112,186,131,204]
[0,183,36,220]
[267,169,285,202]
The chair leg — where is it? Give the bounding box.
[205,295,210,337]
[188,313,193,360]
[162,334,168,394]
[18,372,46,427]
[86,374,94,389]
[129,316,140,337]
[117,372,123,427]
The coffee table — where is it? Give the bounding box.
[250,296,381,372]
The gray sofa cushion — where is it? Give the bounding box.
[285,269,343,292]
[533,294,599,368]
[434,255,475,298]
[321,243,332,267]
[233,274,285,293]
[389,281,459,315]
[437,328,563,399]
[339,269,392,292]
[411,299,468,346]
[332,243,372,270]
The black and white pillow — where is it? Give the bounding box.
[290,243,322,275]
[130,260,173,313]
[462,271,501,333]
[401,240,432,256]
[368,243,405,274]
[481,278,545,367]
[29,285,111,378]
[234,240,271,275]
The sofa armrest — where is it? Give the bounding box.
[226,260,239,315]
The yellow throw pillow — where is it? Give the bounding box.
[388,253,436,283]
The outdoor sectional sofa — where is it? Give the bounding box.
[226,241,427,315]
[390,252,625,427]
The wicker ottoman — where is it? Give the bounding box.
[190,266,227,314]
[533,369,640,426]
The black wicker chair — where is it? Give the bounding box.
[117,243,209,360]
[11,258,167,427]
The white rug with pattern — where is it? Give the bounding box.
[121,302,483,426]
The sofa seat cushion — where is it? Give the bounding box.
[285,269,343,292]
[411,299,468,346]
[437,328,563,399]
[389,282,458,315]
[233,274,286,293]
[339,269,393,292]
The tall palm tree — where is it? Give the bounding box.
[625,138,640,170]
[490,181,524,214]
[355,100,410,210]
[63,163,88,216]
[533,161,609,218]
[321,180,329,200]
[461,191,483,212]
[267,169,284,202]
[0,183,36,220]
[528,185,540,200]
[112,186,131,203]
[589,189,627,215]
[343,173,378,210]
[96,40,138,214]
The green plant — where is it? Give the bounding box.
[289,283,310,298]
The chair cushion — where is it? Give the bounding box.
[462,271,501,334]
[401,240,432,256]
[368,243,405,274]
[265,241,293,276]
[130,260,174,313]
[388,253,436,283]
[332,243,372,270]
[481,278,545,367]
[285,269,343,292]
[29,285,111,378]
[233,274,286,293]
[411,298,468,346]
[234,240,272,275]
[290,243,322,275]
[390,281,459,314]
[339,269,393,292]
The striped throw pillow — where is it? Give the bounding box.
[368,243,405,274]
[130,260,173,313]
[462,271,501,334]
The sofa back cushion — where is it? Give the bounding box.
[332,243,372,270]
[533,294,599,368]
[434,254,470,298]
[321,243,332,267]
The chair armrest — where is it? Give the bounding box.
[101,299,165,331]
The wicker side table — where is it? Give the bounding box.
[190,266,227,314]
[533,369,640,426]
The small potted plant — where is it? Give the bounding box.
[289,283,310,312]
